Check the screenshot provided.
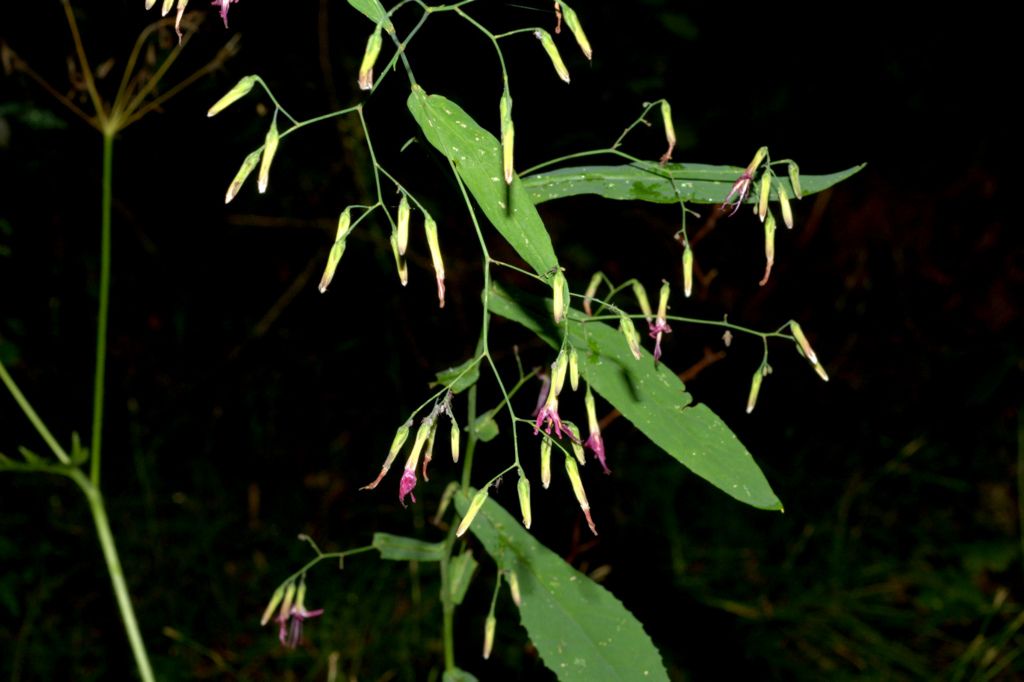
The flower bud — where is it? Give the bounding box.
[146,0,157,10]
[456,489,489,537]
[260,583,286,626]
[318,239,347,293]
[224,150,260,204]
[758,211,776,287]
[361,420,411,490]
[207,75,256,117]
[551,351,569,397]
[632,282,653,322]
[746,368,764,414]
[507,570,522,607]
[583,272,602,316]
[161,0,174,16]
[258,118,279,194]
[660,100,675,165]
[424,215,446,308]
[564,455,597,535]
[534,29,570,83]
[278,581,297,624]
[682,244,694,298]
[560,3,592,60]
[517,472,532,529]
[358,26,383,91]
[483,614,497,660]
[568,346,580,391]
[551,269,567,324]
[567,423,585,465]
[450,418,460,463]
[500,91,515,185]
[788,161,803,199]
[618,314,642,360]
[389,233,409,287]
[396,195,410,255]
[757,172,771,223]
[399,419,432,506]
[422,418,438,481]
[540,436,552,489]
[789,321,818,365]
[746,146,768,176]
[776,180,794,230]
[656,279,670,321]
[334,207,352,241]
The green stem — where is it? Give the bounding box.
[91,131,113,486]
[0,360,71,465]
[72,471,155,682]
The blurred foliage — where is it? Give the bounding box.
[0,1,1018,680]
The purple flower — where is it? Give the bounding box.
[399,467,417,507]
[648,318,673,364]
[276,604,324,650]
[721,171,753,216]
[211,0,239,28]
[534,398,576,441]
[585,431,610,474]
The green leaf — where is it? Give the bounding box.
[471,410,500,443]
[407,87,559,276]
[524,161,865,205]
[488,283,782,511]
[456,489,669,681]
[448,550,478,605]
[346,0,393,30]
[372,533,445,562]
[432,357,481,394]
[442,670,479,682]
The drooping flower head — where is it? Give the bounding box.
[211,0,240,28]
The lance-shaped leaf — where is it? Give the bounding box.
[432,357,481,394]
[346,0,393,32]
[489,283,782,511]
[407,86,559,277]
[455,489,669,681]
[524,161,865,206]
[372,532,445,562]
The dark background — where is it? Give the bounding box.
[0,1,1018,680]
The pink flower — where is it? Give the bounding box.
[276,604,323,650]
[585,431,610,474]
[399,467,417,507]
[721,171,753,216]
[534,399,576,441]
[211,0,239,27]
[648,318,673,364]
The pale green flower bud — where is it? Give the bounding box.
[551,269,568,324]
[656,279,670,321]
[203,75,251,117]
[483,614,497,659]
[660,100,675,164]
[776,180,794,229]
[564,454,597,535]
[456,489,489,537]
[224,150,260,204]
[162,0,174,15]
[618,314,642,360]
[632,281,653,322]
[396,195,410,255]
[146,0,157,10]
[507,570,522,607]
[450,418,460,463]
[534,29,570,83]
[334,207,352,242]
[746,146,769,176]
[389,233,409,287]
[500,91,515,184]
[257,118,279,194]
[757,172,771,223]
[540,436,552,489]
[551,351,569,397]
[278,581,297,624]
[759,211,776,287]
[318,239,347,293]
[746,368,764,414]
[424,215,446,308]
[583,271,602,316]
[568,346,580,391]
[358,26,383,91]
[788,161,803,199]
[361,420,411,490]
[260,583,286,626]
[517,472,532,529]
[560,3,592,60]
[567,423,585,465]
[682,245,694,298]
[790,321,829,382]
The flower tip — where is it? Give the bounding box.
[583,509,597,536]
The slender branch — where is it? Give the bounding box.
[62,0,107,126]
[90,132,114,486]
[0,360,71,465]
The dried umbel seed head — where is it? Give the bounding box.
[682,245,694,298]
[456,488,489,537]
[258,118,280,194]
[551,269,568,324]
[225,150,261,204]
[207,75,256,117]
[559,2,592,60]
[534,29,571,83]
[358,26,383,91]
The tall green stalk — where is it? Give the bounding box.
[91,131,112,487]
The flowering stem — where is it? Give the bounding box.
[90,130,113,487]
